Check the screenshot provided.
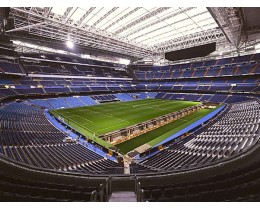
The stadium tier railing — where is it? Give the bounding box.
[49,109,114,151]
[0,151,112,201]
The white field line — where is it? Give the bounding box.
[86,109,129,123]
[67,108,128,123]
[95,122,129,133]
[132,104,172,111]
[70,115,94,123]
[60,100,192,133]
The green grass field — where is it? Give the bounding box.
[51,99,201,149]
[116,107,219,154]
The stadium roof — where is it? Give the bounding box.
[49,7,217,46]
[6,7,260,62]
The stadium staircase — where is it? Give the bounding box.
[109,191,136,202]
[123,159,131,174]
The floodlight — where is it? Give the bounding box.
[66,40,74,49]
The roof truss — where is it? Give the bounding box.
[10,7,154,58]
[207,7,247,49]
[6,7,237,60]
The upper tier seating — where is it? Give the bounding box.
[0,74,138,99]
[29,93,138,110]
[0,61,24,75]
[0,80,257,103]
[91,94,117,102]
[31,96,98,109]
[132,53,260,70]
[116,93,135,101]
[16,77,134,86]
[24,64,129,78]
[155,92,252,103]
[132,52,260,81]
[0,52,259,102]
[134,63,260,80]
[21,52,126,69]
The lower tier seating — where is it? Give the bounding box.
[0,102,124,175]
[0,155,111,201]
[136,157,260,201]
[132,100,260,173]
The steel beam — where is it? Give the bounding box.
[5,21,46,33]
[9,6,250,62]
[77,7,96,27]
[123,7,195,38]
[92,7,119,27]
[207,7,246,49]
[153,28,225,53]
[10,7,154,58]
[114,7,171,35]
[104,8,142,31]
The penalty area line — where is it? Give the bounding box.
[69,115,94,123]
[95,122,129,133]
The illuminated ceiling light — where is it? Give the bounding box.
[255,43,260,53]
[119,58,130,65]
[81,54,91,59]
[66,40,74,49]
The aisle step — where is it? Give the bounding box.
[109,191,136,202]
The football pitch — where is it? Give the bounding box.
[116,107,218,154]
[51,99,201,148]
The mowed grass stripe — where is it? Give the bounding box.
[116,108,218,154]
[54,99,200,136]
[59,99,160,114]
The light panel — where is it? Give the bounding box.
[174,19,194,29]
[127,21,169,39]
[185,7,207,16]
[98,8,129,29]
[135,26,173,42]
[121,16,158,37]
[140,30,178,44]
[51,7,68,16]
[86,8,108,26]
[178,23,200,33]
[196,18,216,27]
[70,8,89,22]
[182,27,201,35]
[143,34,180,46]
[191,13,212,22]
[153,7,180,18]
[82,7,102,25]
[201,23,218,30]
[110,8,148,32]
[164,12,187,24]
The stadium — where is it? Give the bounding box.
[0,5,259,202]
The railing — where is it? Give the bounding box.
[0,151,112,201]
[50,109,111,149]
